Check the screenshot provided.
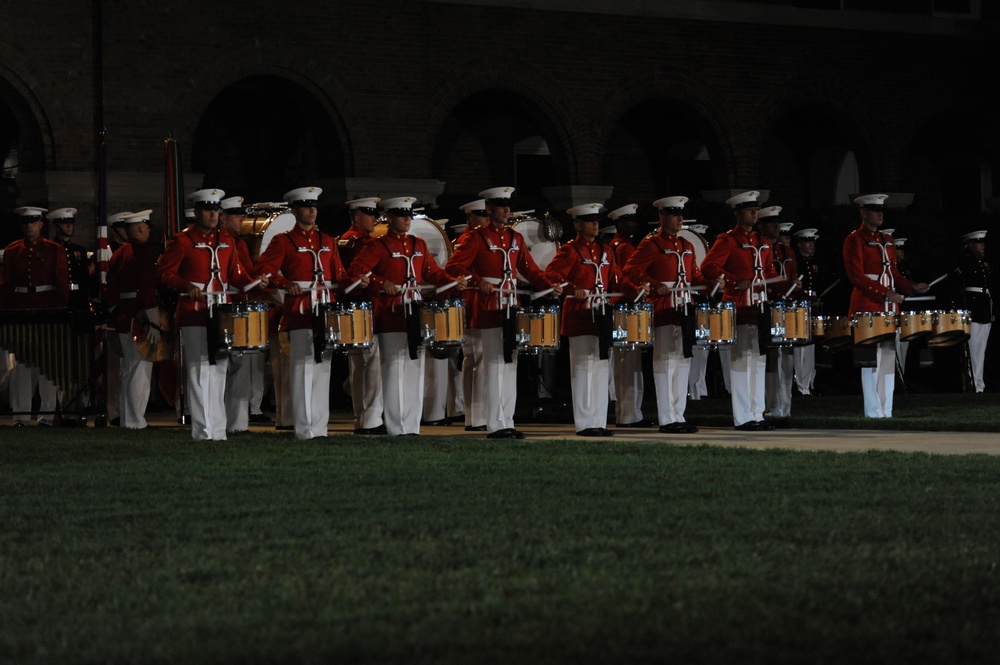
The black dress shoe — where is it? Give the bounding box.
[355,424,388,435]
[448,414,466,424]
[756,420,776,431]
[616,419,655,428]
[508,429,527,439]
[487,429,518,440]
[465,425,487,432]
[659,422,699,434]
[249,413,273,424]
[734,422,763,431]
[275,425,294,431]
[109,417,121,427]
[397,433,421,437]
[577,428,613,437]
[420,418,450,426]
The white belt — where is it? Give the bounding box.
[70,284,80,291]
[865,274,881,281]
[14,284,55,293]
[293,280,334,289]
[966,287,989,294]
[120,292,138,299]
[482,277,503,285]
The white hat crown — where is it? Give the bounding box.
[346,197,380,211]
[459,199,487,213]
[793,228,819,240]
[962,230,987,243]
[758,206,782,220]
[14,206,48,218]
[478,186,514,201]
[854,193,888,208]
[608,203,639,220]
[567,202,604,219]
[283,186,322,205]
[46,207,78,221]
[725,191,760,209]
[653,196,688,210]
[189,188,225,207]
[382,196,416,213]
[220,196,245,211]
[123,209,153,224]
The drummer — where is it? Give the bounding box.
[347,196,465,437]
[956,230,992,393]
[700,190,785,431]
[606,203,651,428]
[685,222,716,402]
[106,210,160,429]
[338,196,385,435]
[47,207,96,312]
[623,196,721,434]
[102,211,133,426]
[792,227,821,396]
[758,208,796,419]
[542,203,621,436]
[455,198,489,432]
[158,188,267,441]
[842,193,928,418]
[444,186,561,440]
[254,186,353,440]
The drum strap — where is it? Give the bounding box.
[312,314,327,363]
[502,315,516,363]
[757,303,771,355]
[596,309,613,360]
[207,310,221,365]
[681,310,696,359]
[406,304,421,360]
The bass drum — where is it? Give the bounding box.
[678,228,709,268]
[372,215,452,268]
[511,213,562,276]
[240,203,296,260]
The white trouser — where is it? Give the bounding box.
[481,327,518,433]
[0,348,12,408]
[969,322,991,393]
[462,331,485,427]
[569,335,610,432]
[861,339,896,418]
[11,364,57,425]
[612,347,644,424]
[105,335,122,422]
[447,352,464,419]
[268,336,293,428]
[249,351,266,415]
[348,336,383,430]
[688,345,708,400]
[288,329,331,439]
[422,353,448,422]
[119,333,153,429]
[380,332,425,435]
[765,346,794,418]
[729,324,767,426]
[718,346,732,392]
[793,344,815,395]
[895,330,909,376]
[181,326,229,441]
[653,325,691,426]
[224,350,251,432]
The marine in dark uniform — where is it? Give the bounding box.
[47,207,96,312]
[956,230,993,393]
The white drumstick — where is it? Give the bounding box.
[633,288,646,303]
[784,275,803,299]
[927,273,949,288]
[531,282,569,300]
[904,295,937,302]
[344,271,373,294]
[710,281,721,297]
[435,275,472,295]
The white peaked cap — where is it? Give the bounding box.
[479,186,514,202]
[567,202,604,219]
[459,199,487,213]
[382,196,416,214]
[608,204,639,220]
[346,197,380,211]
[725,191,760,209]
[14,206,48,218]
[283,186,322,205]
[46,207,78,221]
[122,209,152,224]
[854,193,889,208]
[757,206,782,221]
[653,196,688,211]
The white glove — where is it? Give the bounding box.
[144,308,161,345]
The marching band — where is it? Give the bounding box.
[0,186,994,435]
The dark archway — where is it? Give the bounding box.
[191,75,349,203]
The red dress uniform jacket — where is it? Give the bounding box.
[453,228,480,320]
[348,231,455,334]
[157,227,255,328]
[544,236,621,337]
[771,242,799,299]
[445,223,554,329]
[255,226,348,332]
[842,225,913,315]
[623,231,714,326]
[106,240,159,334]
[700,226,781,325]
[1,237,70,309]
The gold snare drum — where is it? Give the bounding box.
[851,312,897,346]
[515,305,560,354]
[695,302,735,347]
[612,302,654,350]
[421,299,465,347]
[770,300,811,346]
[898,310,935,341]
[323,301,374,353]
[217,303,268,352]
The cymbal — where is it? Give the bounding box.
[131,306,173,363]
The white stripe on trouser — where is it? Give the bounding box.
[652,325,690,426]
[860,339,896,418]
[288,328,331,439]
[688,345,709,400]
[380,331,425,435]
[612,347,644,424]
[462,331,485,428]
[765,346,794,418]
[480,327,517,433]
[969,322,991,393]
[181,326,229,440]
[422,354,448,422]
[11,364,57,425]
[118,333,152,428]
[447,352,464,419]
[793,344,815,395]
[348,336,383,430]
[568,335,610,431]
[225,350,251,432]
[267,337,293,428]
[729,324,767,426]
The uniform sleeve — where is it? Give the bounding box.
[542,243,577,290]
[700,234,731,282]
[157,235,190,292]
[444,232,482,284]
[417,239,455,289]
[255,236,291,290]
[53,244,71,308]
[622,238,655,287]
[347,241,386,294]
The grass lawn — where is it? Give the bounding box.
[2,422,1000,664]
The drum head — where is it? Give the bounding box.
[678,229,708,268]
[255,212,296,259]
[373,216,452,268]
[512,218,560,270]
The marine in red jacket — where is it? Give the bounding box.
[2,206,70,309]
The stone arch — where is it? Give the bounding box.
[0,59,57,174]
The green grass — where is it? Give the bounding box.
[2,429,1000,664]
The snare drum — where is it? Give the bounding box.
[898,310,935,341]
[323,301,374,352]
[217,303,268,351]
[515,305,560,353]
[927,309,971,347]
[851,311,897,346]
[695,302,735,347]
[770,300,811,346]
[612,302,654,349]
[420,299,465,347]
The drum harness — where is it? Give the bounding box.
[654,236,697,357]
[578,242,614,359]
[867,238,897,313]
[487,232,522,317]
[383,235,428,359]
[741,241,771,310]
[193,232,230,364]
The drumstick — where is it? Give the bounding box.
[570,292,624,299]
[344,271,372,294]
[531,282,568,300]
[633,288,646,303]
[436,275,472,294]
[710,281,721,297]
[904,295,937,302]
[927,273,949,288]
[819,278,842,299]
[784,275,803,299]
